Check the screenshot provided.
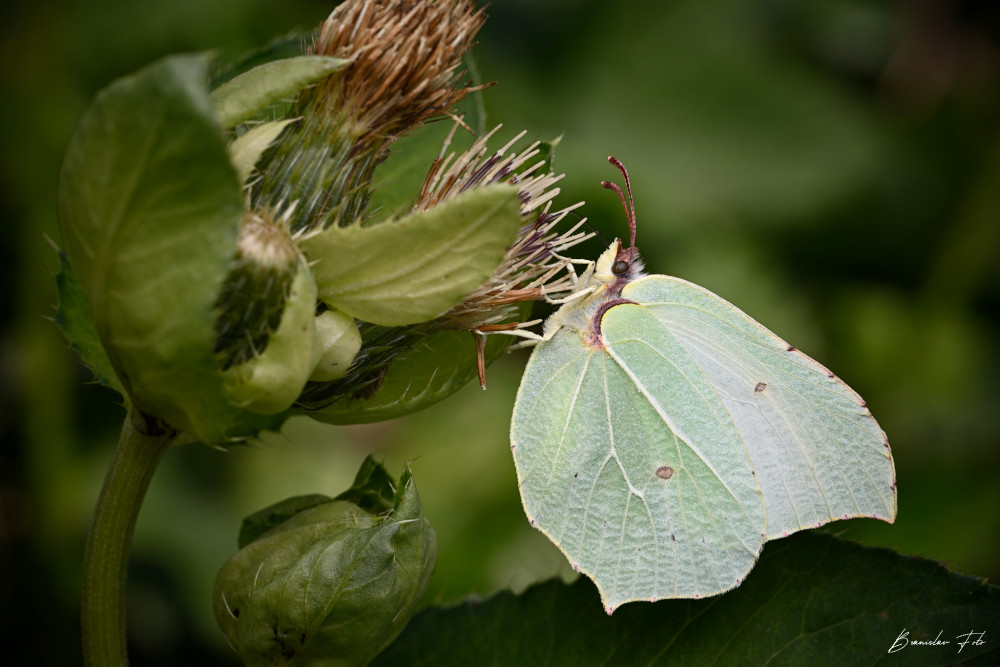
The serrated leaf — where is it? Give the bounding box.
[372,533,1000,666]
[210,55,349,128]
[54,253,126,398]
[57,53,283,442]
[301,185,523,326]
[333,456,398,515]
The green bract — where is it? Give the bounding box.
[211,55,350,128]
[308,327,513,424]
[301,185,523,326]
[54,254,125,398]
[214,458,436,667]
[222,261,318,415]
[228,118,298,186]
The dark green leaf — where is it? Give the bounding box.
[333,456,397,515]
[237,494,332,549]
[373,533,1000,666]
[54,253,125,398]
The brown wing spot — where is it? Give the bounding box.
[786,345,796,352]
[754,382,767,393]
[656,465,674,480]
[827,371,835,379]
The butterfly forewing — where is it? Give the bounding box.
[620,275,897,538]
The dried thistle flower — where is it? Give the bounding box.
[253,0,488,234]
[313,0,487,153]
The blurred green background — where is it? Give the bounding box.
[2,0,998,664]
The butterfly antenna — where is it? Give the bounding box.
[601,156,637,250]
[579,216,608,246]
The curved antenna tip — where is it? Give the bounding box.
[601,157,637,250]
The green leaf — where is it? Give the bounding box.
[54,253,126,398]
[215,457,436,667]
[301,185,523,326]
[308,326,515,425]
[332,455,398,515]
[210,31,317,89]
[228,118,297,185]
[58,53,282,442]
[237,494,332,549]
[372,533,1000,666]
[534,134,561,174]
[221,261,318,415]
[210,55,350,128]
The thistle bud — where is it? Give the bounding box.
[310,308,362,382]
[216,209,319,414]
[214,458,436,666]
[251,0,487,234]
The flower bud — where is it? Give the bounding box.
[216,210,320,415]
[310,309,362,382]
[214,458,436,666]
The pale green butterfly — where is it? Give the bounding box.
[510,157,897,613]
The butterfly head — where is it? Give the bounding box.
[598,156,644,291]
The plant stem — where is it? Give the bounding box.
[81,407,177,666]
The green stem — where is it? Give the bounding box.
[81,407,178,666]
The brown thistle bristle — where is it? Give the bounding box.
[312,0,487,153]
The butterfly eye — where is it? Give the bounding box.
[612,259,629,275]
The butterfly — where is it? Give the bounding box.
[509,157,896,613]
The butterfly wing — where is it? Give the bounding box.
[615,275,897,539]
[511,322,766,612]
